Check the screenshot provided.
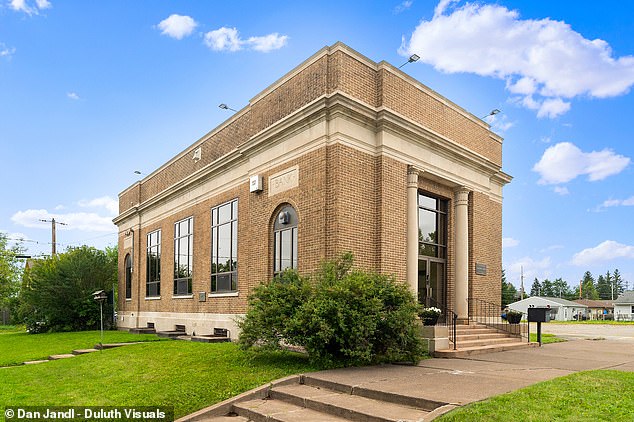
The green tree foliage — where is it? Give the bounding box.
[613,269,625,296]
[577,271,599,300]
[541,279,554,297]
[552,278,574,300]
[239,253,424,367]
[0,234,24,319]
[530,278,542,296]
[501,269,517,306]
[596,274,610,300]
[17,245,117,333]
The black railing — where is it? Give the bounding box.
[468,298,527,340]
[423,298,458,350]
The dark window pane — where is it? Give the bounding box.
[216,273,231,292]
[419,243,437,257]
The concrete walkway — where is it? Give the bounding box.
[309,338,634,408]
[181,338,634,421]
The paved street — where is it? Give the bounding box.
[542,322,634,343]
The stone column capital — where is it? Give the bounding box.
[407,165,422,187]
[454,186,470,206]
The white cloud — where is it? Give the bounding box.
[157,14,197,40]
[1,43,16,59]
[401,1,634,117]
[536,98,571,119]
[204,27,242,52]
[394,0,413,14]
[9,0,50,15]
[571,240,634,266]
[533,142,630,185]
[67,92,80,100]
[485,113,514,132]
[247,33,288,52]
[553,186,569,196]
[596,195,634,211]
[11,208,116,233]
[203,27,288,53]
[35,0,50,9]
[502,237,519,248]
[506,256,553,285]
[540,245,564,253]
[77,196,118,216]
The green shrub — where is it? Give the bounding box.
[238,253,424,368]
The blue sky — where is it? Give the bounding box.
[1,0,633,291]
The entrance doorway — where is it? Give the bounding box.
[418,259,445,309]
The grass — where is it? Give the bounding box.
[438,370,634,421]
[529,332,565,344]
[0,339,317,419]
[0,326,163,367]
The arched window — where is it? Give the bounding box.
[125,254,132,299]
[273,205,298,275]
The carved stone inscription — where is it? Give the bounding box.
[269,166,299,197]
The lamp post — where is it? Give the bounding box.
[93,290,108,347]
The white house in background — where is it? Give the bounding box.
[508,297,588,322]
[613,291,634,321]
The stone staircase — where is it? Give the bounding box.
[434,322,537,358]
[190,374,454,422]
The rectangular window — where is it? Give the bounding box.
[174,217,193,296]
[146,230,161,297]
[418,194,448,259]
[211,200,238,293]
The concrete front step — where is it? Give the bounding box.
[157,330,187,339]
[270,383,430,422]
[129,327,157,334]
[195,417,249,422]
[234,398,350,422]
[434,341,539,358]
[454,337,520,348]
[455,332,509,341]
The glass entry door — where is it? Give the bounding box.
[418,259,445,309]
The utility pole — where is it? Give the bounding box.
[520,266,525,300]
[40,218,67,255]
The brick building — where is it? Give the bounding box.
[113,43,511,337]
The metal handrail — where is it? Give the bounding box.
[468,297,527,340]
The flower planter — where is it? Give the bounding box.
[421,315,439,326]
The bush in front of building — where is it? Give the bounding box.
[238,253,424,367]
[16,246,117,333]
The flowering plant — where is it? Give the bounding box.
[419,307,442,325]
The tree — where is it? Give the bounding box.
[579,271,599,300]
[0,233,24,322]
[596,274,611,300]
[552,278,573,299]
[501,269,517,306]
[530,278,542,296]
[541,279,554,297]
[17,245,117,333]
[613,269,625,296]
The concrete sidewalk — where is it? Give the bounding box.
[181,338,634,421]
[307,338,634,408]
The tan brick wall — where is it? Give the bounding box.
[469,192,503,308]
[120,44,502,215]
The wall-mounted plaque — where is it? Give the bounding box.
[475,263,487,276]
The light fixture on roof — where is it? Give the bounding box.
[398,54,420,69]
[134,170,142,175]
[482,109,501,119]
[218,103,237,112]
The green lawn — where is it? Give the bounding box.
[438,370,634,421]
[0,326,163,367]
[529,332,565,344]
[0,333,317,419]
